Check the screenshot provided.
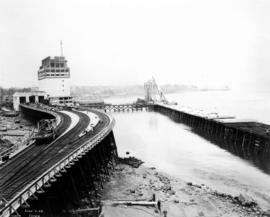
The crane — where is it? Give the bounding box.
[151,77,169,104]
[144,77,177,105]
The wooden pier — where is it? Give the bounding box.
[150,104,270,173]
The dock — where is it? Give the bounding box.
[150,103,270,173]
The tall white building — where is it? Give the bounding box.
[38,56,72,105]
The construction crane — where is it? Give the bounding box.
[151,77,169,104]
[144,77,177,105]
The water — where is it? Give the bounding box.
[166,90,270,124]
[106,89,270,124]
[109,90,270,209]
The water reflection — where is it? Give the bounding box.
[220,139,270,175]
[197,127,270,175]
[149,117,158,130]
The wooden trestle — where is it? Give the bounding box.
[84,103,148,112]
[17,131,118,216]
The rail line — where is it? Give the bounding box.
[0,111,87,198]
[0,105,115,217]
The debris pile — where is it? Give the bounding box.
[117,156,144,168]
[0,113,33,162]
[150,172,176,196]
[0,139,13,152]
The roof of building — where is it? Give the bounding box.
[42,56,66,63]
[13,91,47,97]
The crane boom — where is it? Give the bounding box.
[143,77,178,105]
[151,77,168,104]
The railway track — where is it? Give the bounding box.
[0,108,110,203]
[0,112,70,171]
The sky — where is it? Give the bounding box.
[0,0,270,90]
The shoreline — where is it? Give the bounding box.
[100,157,269,217]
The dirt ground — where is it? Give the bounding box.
[100,162,270,217]
[0,114,33,154]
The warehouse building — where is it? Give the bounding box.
[13,91,47,111]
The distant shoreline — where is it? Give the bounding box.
[71,88,231,101]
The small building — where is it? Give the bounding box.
[13,91,47,111]
[37,56,72,105]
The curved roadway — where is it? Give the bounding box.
[0,108,110,202]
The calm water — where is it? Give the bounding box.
[109,90,270,209]
[107,89,270,124]
[166,90,270,125]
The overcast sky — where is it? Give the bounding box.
[0,0,270,90]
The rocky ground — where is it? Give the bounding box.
[100,157,270,217]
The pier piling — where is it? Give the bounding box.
[150,104,270,174]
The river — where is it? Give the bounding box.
[107,90,270,209]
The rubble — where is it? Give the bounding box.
[117,156,144,168]
[0,139,13,152]
[0,127,7,132]
[0,113,33,161]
